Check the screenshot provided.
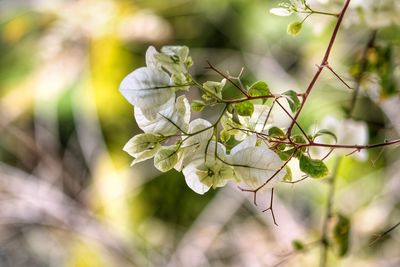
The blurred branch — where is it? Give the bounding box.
[370,221,400,246]
[0,163,144,266]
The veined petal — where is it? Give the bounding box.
[119,67,173,110]
[232,145,285,190]
[182,141,234,194]
[134,95,190,135]
[145,46,159,69]
[182,161,211,194]
[238,104,271,133]
[230,134,257,155]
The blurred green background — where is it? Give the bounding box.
[0,0,399,266]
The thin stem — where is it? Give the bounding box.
[206,61,249,97]
[275,99,310,141]
[262,188,278,226]
[370,221,400,246]
[287,0,352,136]
[325,65,353,89]
[320,157,342,267]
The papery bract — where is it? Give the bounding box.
[230,135,285,190]
[134,95,190,135]
[119,66,174,119]
[182,141,234,194]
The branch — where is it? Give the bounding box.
[287,0,352,136]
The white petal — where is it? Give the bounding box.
[145,46,159,68]
[238,104,271,132]
[232,146,285,190]
[230,134,257,155]
[119,67,173,109]
[182,160,211,194]
[270,8,292,16]
[181,141,231,194]
[134,95,190,135]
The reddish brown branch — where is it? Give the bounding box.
[287,0,352,136]
[262,188,278,226]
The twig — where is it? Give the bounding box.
[287,0,352,136]
[369,221,400,246]
[262,188,278,226]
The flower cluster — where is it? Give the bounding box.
[120,46,369,195]
[120,46,288,194]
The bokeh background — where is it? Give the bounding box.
[0,0,399,266]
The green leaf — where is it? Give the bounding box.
[282,90,301,113]
[154,145,179,172]
[268,126,286,138]
[333,213,351,257]
[277,143,286,151]
[299,154,329,178]
[248,81,270,100]
[191,100,206,112]
[287,21,302,36]
[235,101,254,117]
[220,130,231,143]
[292,134,307,144]
[292,240,305,251]
[313,129,338,143]
[283,166,293,182]
[277,148,295,161]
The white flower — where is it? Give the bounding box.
[238,104,271,133]
[175,118,214,171]
[230,135,286,190]
[134,95,190,135]
[156,45,192,75]
[119,66,174,119]
[310,116,369,161]
[146,45,193,90]
[182,141,234,194]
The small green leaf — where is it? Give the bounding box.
[154,145,179,172]
[227,104,234,113]
[277,148,295,161]
[191,100,206,112]
[292,135,307,144]
[268,126,286,138]
[287,21,302,36]
[235,101,254,117]
[299,154,328,178]
[220,130,231,143]
[292,240,305,251]
[248,81,270,100]
[283,90,301,113]
[277,143,286,151]
[333,213,351,257]
[283,166,293,182]
[314,129,338,143]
